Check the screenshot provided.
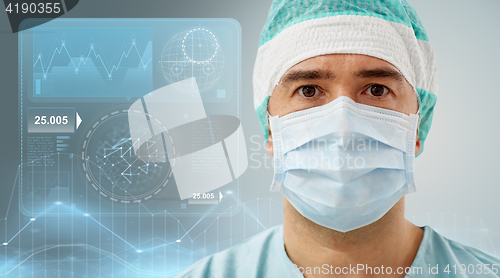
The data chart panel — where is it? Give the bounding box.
[19,18,243,216]
[32,27,153,99]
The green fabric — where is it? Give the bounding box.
[256,96,270,142]
[259,0,429,47]
[400,0,429,41]
[416,88,438,157]
[177,225,500,277]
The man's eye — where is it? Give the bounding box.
[297,86,320,98]
[365,85,390,97]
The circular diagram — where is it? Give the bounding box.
[161,27,224,92]
[181,28,220,64]
[80,110,174,203]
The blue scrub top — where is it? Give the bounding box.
[176,225,500,277]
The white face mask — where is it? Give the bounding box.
[268,96,419,232]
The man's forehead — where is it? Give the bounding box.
[285,54,399,72]
[278,55,405,86]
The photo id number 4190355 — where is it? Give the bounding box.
[5,2,62,14]
[440,264,498,275]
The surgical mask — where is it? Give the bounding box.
[268,96,419,232]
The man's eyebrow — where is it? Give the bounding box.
[279,70,333,86]
[279,68,405,86]
[355,68,405,82]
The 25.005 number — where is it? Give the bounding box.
[34,115,68,125]
[192,193,215,200]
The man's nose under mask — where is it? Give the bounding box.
[268,96,419,232]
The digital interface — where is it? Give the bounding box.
[19,18,243,216]
[2,2,499,277]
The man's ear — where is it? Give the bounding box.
[414,132,421,156]
[266,127,274,156]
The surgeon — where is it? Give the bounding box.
[177,0,500,277]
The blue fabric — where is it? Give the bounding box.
[176,225,500,277]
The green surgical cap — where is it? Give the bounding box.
[253,0,438,156]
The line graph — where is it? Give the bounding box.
[2,165,500,277]
[1,166,288,277]
[32,27,153,99]
[33,38,152,79]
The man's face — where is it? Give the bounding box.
[266,54,421,155]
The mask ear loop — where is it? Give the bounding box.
[413,87,424,158]
[265,98,285,192]
[413,87,421,134]
[266,111,272,142]
[266,95,274,138]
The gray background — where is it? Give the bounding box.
[0,0,499,273]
